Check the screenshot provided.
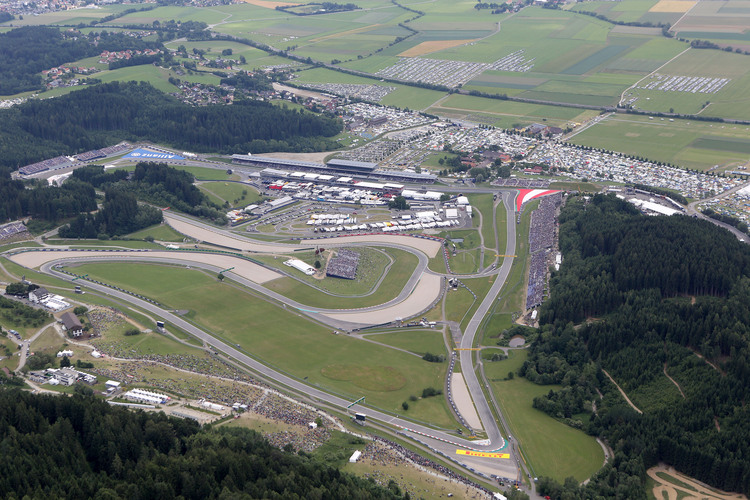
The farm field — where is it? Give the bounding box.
[68,261,458,427]
[0,3,143,26]
[292,66,447,109]
[428,93,592,129]
[102,5,230,26]
[485,349,604,483]
[568,113,750,171]
[622,48,750,119]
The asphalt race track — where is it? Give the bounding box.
[6,190,521,482]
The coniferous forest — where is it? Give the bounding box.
[0,80,342,173]
[523,194,750,498]
[0,389,407,500]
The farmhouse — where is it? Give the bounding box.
[60,311,83,337]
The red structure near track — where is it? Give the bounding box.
[516,189,560,211]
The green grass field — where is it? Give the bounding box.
[198,181,261,208]
[65,261,457,427]
[569,113,750,171]
[262,247,417,308]
[113,164,238,181]
[485,350,604,482]
[126,224,186,242]
[430,94,593,129]
[0,241,41,253]
[468,193,497,252]
[363,329,447,356]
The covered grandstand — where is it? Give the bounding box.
[233,155,436,184]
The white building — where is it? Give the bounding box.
[124,389,170,405]
[284,259,316,276]
[28,287,50,303]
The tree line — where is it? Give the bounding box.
[0,388,409,499]
[520,194,750,497]
[0,80,342,174]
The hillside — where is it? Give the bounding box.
[525,194,750,498]
[0,387,407,500]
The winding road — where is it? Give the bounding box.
[5,188,522,481]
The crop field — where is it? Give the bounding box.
[408,0,503,32]
[429,94,592,129]
[293,66,446,109]
[485,350,604,482]
[569,113,750,170]
[622,48,750,119]
[398,39,480,57]
[103,5,230,26]
[1,3,139,26]
[567,0,673,24]
[71,261,456,426]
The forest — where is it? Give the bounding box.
[0,81,342,174]
[0,27,165,96]
[70,163,226,224]
[58,187,163,239]
[0,389,408,500]
[0,162,223,236]
[521,194,750,498]
[0,177,97,223]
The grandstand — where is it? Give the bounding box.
[233,154,436,184]
[76,143,132,162]
[0,221,29,242]
[326,249,360,280]
[19,156,72,176]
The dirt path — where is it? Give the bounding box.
[602,369,642,414]
[663,362,686,399]
[648,464,747,500]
